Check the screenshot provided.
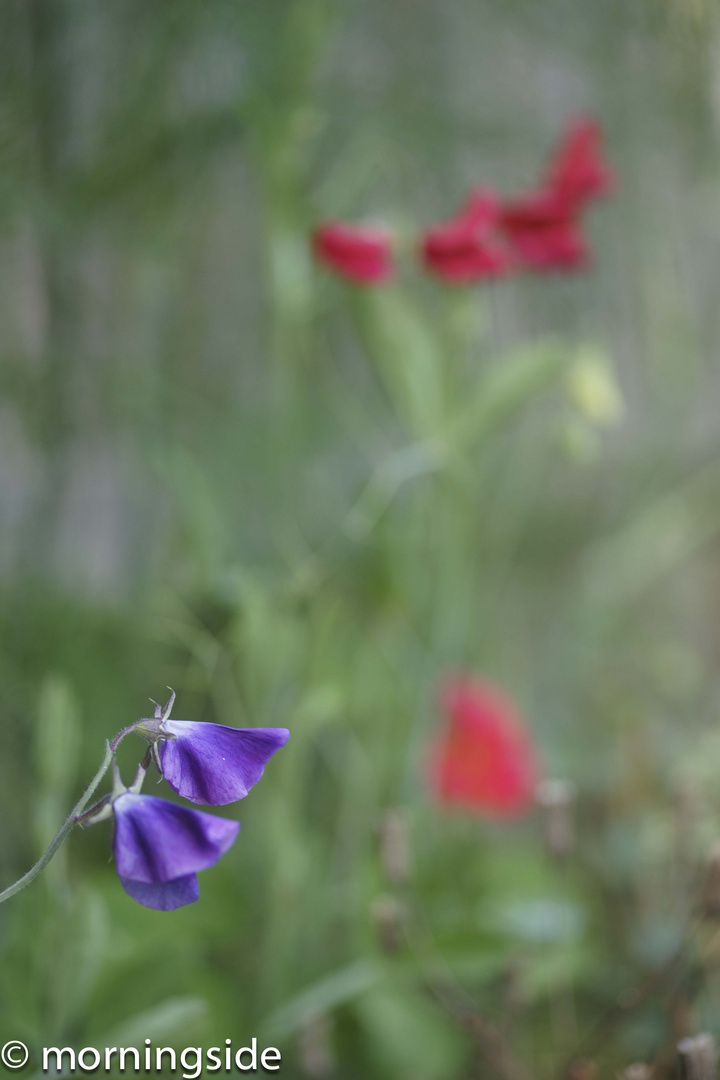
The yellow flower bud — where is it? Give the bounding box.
[566,348,624,427]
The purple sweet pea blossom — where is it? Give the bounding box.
[113,792,240,911]
[157,721,289,806]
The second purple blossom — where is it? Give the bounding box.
[114,792,240,911]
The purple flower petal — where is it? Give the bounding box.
[159,722,289,805]
[113,793,240,884]
[119,873,199,911]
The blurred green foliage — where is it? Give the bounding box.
[1,2,720,1078]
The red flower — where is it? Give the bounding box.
[312,221,394,284]
[428,676,540,818]
[544,116,615,209]
[499,116,613,273]
[500,188,589,272]
[421,188,512,284]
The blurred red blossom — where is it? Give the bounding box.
[421,188,512,283]
[428,676,540,818]
[544,115,615,209]
[500,188,589,271]
[312,116,613,284]
[499,116,613,272]
[312,221,394,284]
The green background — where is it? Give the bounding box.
[1,2,719,1077]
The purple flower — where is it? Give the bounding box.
[113,792,240,911]
[157,721,289,806]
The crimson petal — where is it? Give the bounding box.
[428,676,540,818]
[312,222,394,284]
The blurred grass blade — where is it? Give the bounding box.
[353,986,468,1080]
[34,675,82,874]
[452,338,570,447]
[26,999,208,1080]
[582,463,720,613]
[351,289,446,439]
[344,440,442,539]
[101,997,208,1046]
[265,959,382,1037]
[35,674,81,804]
[154,446,228,584]
[46,889,109,1038]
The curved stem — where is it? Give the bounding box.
[0,722,141,905]
[110,723,142,754]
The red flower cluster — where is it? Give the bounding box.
[312,117,613,285]
[498,117,613,273]
[427,676,540,818]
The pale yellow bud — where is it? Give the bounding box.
[566,348,624,427]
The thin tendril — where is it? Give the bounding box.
[0,722,142,905]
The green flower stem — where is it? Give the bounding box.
[0,723,141,905]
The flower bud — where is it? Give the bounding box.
[701,842,720,919]
[536,779,575,860]
[566,349,624,427]
[621,1065,653,1080]
[312,221,395,284]
[371,894,406,954]
[298,1015,334,1079]
[499,957,527,1012]
[567,1060,596,1080]
[678,1033,718,1080]
[379,808,412,886]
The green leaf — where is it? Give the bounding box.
[45,888,110,1038]
[354,985,469,1080]
[25,999,208,1080]
[34,674,82,865]
[35,674,81,804]
[452,338,570,447]
[265,959,383,1038]
[101,997,208,1046]
[352,289,446,440]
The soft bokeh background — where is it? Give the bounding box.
[2,2,720,1077]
